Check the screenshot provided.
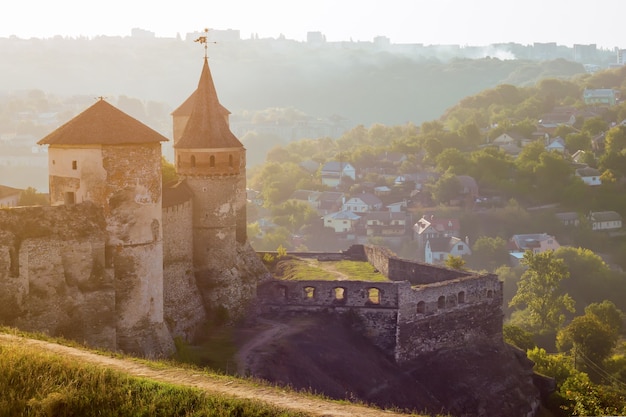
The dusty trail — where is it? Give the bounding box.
[0,333,413,417]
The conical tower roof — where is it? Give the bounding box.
[38,99,168,146]
[174,58,242,149]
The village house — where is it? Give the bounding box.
[414,215,461,248]
[322,210,361,233]
[425,236,471,265]
[555,212,580,227]
[583,88,618,106]
[320,161,356,187]
[362,211,408,237]
[342,192,383,213]
[575,166,602,186]
[589,211,623,233]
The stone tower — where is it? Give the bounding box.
[173,57,248,310]
[37,99,174,356]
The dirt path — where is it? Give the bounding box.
[0,333,414,417]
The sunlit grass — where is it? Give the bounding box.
[0,336,313,417]
[277,258,389,282]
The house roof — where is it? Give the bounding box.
[37,99,169,146]
[583,88,616,98]
[174,57,243,150]
[589,211,622,222]
[347,193,382,206]
[162,179,194,208]
[415,215,460,234]
[427,236,464,252]
[576,167,601,177]
[0,185,22,199]
[318,191,344,202]
[321,161,353,172]
[324,210,361,221]
[555,212,579,221]
[509,233,557,250]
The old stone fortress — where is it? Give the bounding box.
[0,53,503,363]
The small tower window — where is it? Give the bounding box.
[367,288,380,305]
[190,155,196,168]
[229,154,234,168]
[72,160,77,170]
[416,301,426,314]
[210,155,215,168]
[177,155,181,167]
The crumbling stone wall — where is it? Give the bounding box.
[257,280,405,352]
[0,204,116,350]
[257,247,503,363]
[395,274,503,362]
[162,200,207,341]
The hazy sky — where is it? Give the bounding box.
[3,0,624,48]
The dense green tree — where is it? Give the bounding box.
[582,117,608,136]
[469,147,514,191]
[510,250,575,332]
[469,236,509,271]
[554,247,613,307]
[434,148,469,174]
[161,156,177,185]
[444,255,466,270]
[271,200,318,232]
[17,187,48,206]
[605,125,626,154]
[429,171,460,205]
[557,314,617,368]
[565,132,591,153]
[585,300,623,335]
[503,324,536,351]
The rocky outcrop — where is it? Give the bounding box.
[239,314,541,417]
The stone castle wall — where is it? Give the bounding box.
[162,200,207,340]
[0,204,117,350]
[256,245,503,363]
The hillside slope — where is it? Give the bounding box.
[236,315,541,417]
[0,333,415,417]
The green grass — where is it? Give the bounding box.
[333,260,389,282]
[0,339,313,417]
[173,325,237,374]
[277,259,389,282]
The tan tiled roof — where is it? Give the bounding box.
[174,58,243,149]
[37,99,168,146]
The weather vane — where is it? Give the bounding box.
[194,28,216,58]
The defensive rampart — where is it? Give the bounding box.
[257,245,503,363]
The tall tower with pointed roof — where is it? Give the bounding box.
[38,99,174,356]
[172,57,248,309]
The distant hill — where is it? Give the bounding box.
[0,36,587,127]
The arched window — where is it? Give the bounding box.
[487,289,493,299]
[209,155,215,168]
[367,288,380,305]
[190,155,196,168]
[333,287,346,302]
[458,291,465,304]
[437,295,446,309]
[304,286,315,299]
[229,154,234,167]
[416,301,425,314]
[177,155,181,167]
